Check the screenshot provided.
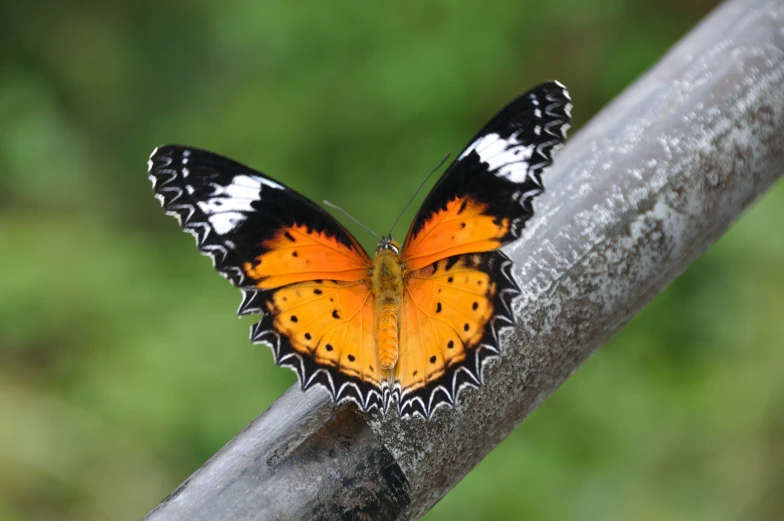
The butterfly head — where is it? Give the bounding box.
[376,235,400,256]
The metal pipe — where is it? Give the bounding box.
[143,0,784,518]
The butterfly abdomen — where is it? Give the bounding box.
[371,249,405,371]
[377,303,398,370]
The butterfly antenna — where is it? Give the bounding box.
[322,200,382,241]
[387,152,451,236]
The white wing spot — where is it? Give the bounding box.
[197,175,263,214]
[190,174,276,235]
[461,132,535,183]
[209,212,247,235]
[226,175,266,197]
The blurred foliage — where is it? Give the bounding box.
[1,0,782,520]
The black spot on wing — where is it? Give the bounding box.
[445,256,460,271]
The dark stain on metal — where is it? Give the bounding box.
[302,409,411,521]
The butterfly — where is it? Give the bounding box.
[148,81,571,419]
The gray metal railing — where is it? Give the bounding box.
[143,0,784,519]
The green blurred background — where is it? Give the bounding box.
[2,1,783,520]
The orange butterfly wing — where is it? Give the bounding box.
[243,223,369,289]
[400,197,510,271]
[149,146,383,411]
[393,252,518,417]
[251,280,384,410]
[394,82,571,417]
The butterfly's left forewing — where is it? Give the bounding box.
[401,81,571,270]
[148,146,383,411]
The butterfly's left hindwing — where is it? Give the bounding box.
[148,145,382,411]
[394,251,520,419]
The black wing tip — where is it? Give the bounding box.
[499,81,571,240]
[533,80,572,138]
[148,144,196,172]
[536,80,571,120]
[148,145,268,186]
[510,81,571,143]
[149,144,214,159]
[531,80,571,103]
[147,144,255,288]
